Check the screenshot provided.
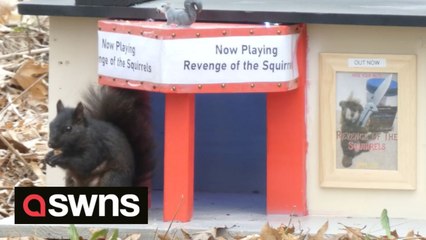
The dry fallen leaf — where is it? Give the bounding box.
[390,230,399,239]
[0,132,30,153]
[310,221,328,240]
[213,227,232,239]
[181,229,192,240]
[192,232,214,240]
[340,224,364,240]
[278,225,300,240]
[278,224,295,235]
[13,59,48,99]
[157,233,172,240]
[0,0,17,24]
[123,233,141,240]
[260,223,281,240]
[406,230,415,238]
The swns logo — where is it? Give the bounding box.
[15,187,148,224]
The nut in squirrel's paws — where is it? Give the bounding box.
[45,149,63,167]
[53,149,62,156]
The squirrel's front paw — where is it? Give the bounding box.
[45,150,62,167]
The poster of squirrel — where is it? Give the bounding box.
[156,0,203,26]
[336,72,398,170]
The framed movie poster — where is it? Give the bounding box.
[319,53,416,189]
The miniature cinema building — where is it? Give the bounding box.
[18,0,425,223]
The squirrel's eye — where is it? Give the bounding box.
[65,126,72,132]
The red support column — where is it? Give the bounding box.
[163,93,195,222]
[266,26,307,215]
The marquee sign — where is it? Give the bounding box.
[98,20,302,93]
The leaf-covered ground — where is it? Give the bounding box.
[0,0,48,220]
[33,217,426,240]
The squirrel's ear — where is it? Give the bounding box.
[56,100,65,113]
[73,102,86,125]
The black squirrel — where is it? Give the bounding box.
[157,0,203,26]
[45,86,154,187]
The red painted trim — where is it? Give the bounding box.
[99,76,298,94]
[163,94,195,222]
[98,20,302,40]
[266,24,307,215]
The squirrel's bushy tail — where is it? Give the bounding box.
[188,0,202,13]
[185,0,202,21]
[84,86,155,186]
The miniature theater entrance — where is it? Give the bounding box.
[150,93,267,218]
[98,20,307,221]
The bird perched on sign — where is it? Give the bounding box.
[157,0,203,27]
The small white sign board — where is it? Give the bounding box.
[348,58,387,68]
[98,31,300,85]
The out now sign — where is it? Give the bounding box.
[97,21,300,86]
